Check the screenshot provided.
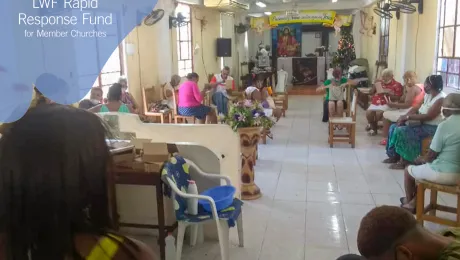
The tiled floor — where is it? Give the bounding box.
[151,95,456,259]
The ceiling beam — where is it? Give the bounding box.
[361,0,378,7]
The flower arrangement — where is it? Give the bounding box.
[226,100,275,131]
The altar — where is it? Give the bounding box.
[277,57,326,86]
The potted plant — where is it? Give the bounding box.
[226,100,275,200]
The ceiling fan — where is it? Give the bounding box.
[137,9,165,26]
[373,0,423,19]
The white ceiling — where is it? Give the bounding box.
[246,0,376,13]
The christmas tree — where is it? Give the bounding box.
[332,27,356,70]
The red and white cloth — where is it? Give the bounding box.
[368,79,403,111]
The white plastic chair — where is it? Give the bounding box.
[162,155,244,260]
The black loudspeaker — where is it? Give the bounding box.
[216,38,232,57]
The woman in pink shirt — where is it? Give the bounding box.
[178,72,217,124]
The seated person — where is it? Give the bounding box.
[245,76,282,122]
[384,75,446,170]
[0,105,156,259]
[316,68,357,124]
[89,83,135,113]
[209,66,235,116]
[79,87,103,110]
[177,72,217,124]
[400,93,460,212]
[357,205,460,260]
[379,71,424,145]
[366,68,403,136]
[119,76,139,113]
[163,74,182,109]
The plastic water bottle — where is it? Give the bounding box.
[187,180,198,215]
[165,233,176,260]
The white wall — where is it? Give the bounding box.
[248,29,271,59]
[329,32,339,53]
[301,32,321,56]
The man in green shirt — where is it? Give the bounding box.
[357,205,460,260]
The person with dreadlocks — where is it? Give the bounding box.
[357,205,460,260]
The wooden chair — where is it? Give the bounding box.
[273,94,287,117]
[141,85,172,124]
[328,89,358,148]
[416,180,460,227]
[172,90,196,124]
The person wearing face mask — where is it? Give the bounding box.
[79,87,103,110]
[379,71,425,145]
[357,205,460,260]
[366,69,404,136]
[316,68,357,123]
[118,76,139,113]
[399,93,460,212]
[383,75,446,170]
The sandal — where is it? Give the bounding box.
[382,157,399,164]
[367,130,377,136]
[389,161,406,170]
[379,139,387,146]
[400,197,407,204]
[365,124,371,131]
[400,204,416,214]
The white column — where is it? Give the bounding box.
[154,0,174,84]
[352,12,362,58]
[399,14,408,78]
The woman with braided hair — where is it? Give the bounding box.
[383,75,446,170]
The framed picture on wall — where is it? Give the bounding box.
[272,24,302,57]
[315,32,321,38]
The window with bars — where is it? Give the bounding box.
[379,16,390,64]
[96,45,125,96]
[436,0,460,90]
[82,44,125,100]
[176,3,193,77]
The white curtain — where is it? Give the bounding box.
[352,13,362,58]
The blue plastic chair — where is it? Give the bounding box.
[161,154,244,260]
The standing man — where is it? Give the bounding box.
[209,66,235,115]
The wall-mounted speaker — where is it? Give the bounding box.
[216,38,232,57]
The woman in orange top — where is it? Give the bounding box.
[380,71,424,145]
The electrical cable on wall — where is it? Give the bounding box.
[194,10,209,78]
[394,19,399,70]
[200,27,209,77]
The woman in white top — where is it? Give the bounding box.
[245,77,282,121]
[162,75,181,109]
[383,75,446,170]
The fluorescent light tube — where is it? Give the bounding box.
[264,11,272,15]
[255,1,267,8]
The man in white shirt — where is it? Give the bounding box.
[210,66,234,115]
